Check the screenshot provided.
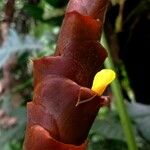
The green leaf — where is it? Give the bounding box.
[23,4,44,20]
[90,111,125,141]
[127,102,150,142]
[43,15,64,26]
[45,0,67,8]
[88,139,128,150]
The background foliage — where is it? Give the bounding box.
[0,0,150,150]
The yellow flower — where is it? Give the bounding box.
[91,69,116,96]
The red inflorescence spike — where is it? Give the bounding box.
[23,0,108,149]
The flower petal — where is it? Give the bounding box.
[91,69,116,95]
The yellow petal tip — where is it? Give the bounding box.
[91,69,116,96]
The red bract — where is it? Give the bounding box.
[66,0,108,22]
[23,0,108,149]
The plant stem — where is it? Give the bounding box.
[101,33,138,150]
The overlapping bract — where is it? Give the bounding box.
[24,0,108,149]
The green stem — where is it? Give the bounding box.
[101,33,138,150]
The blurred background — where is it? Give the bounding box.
[0,0,150,149]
